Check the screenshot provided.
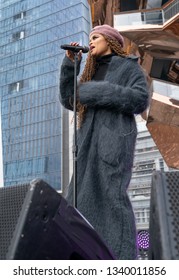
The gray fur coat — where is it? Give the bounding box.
[59,55,149,259]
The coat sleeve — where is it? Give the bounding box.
[78,59,149,115]
[59,56,81,110]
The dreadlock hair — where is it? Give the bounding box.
[77,35,127,128]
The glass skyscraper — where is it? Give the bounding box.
[0,0,91,190]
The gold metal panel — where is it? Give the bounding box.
[147,92,179,169]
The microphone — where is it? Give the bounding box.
[60,44,89,53]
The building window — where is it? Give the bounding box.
[13,12,26,20]
[12,31,25,41]
[133,160,155,175]
[9,81,24,92]
[159,158,164,171]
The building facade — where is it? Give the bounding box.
[128,119,171,258]
[0,0,91,190]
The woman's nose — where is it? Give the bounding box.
[89,38,94,45]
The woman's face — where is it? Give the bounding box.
[89,33,112,57]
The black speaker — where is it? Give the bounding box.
[0,179,116,260]
[149,171,179,259]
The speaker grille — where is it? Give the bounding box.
[149,171,179,260]
[0,180,116,260]
[165,172,179,258]
[0,184,29,259]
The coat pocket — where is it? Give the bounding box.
[98,125,124,166]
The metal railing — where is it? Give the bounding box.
[152,78,179,100]
[114,0,179,28]
[163,0,179,22]
[114,10,164,27]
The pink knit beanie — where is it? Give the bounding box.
[90,24,124,48]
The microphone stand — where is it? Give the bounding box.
[72,52,78,208]
[61,45,89,208]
